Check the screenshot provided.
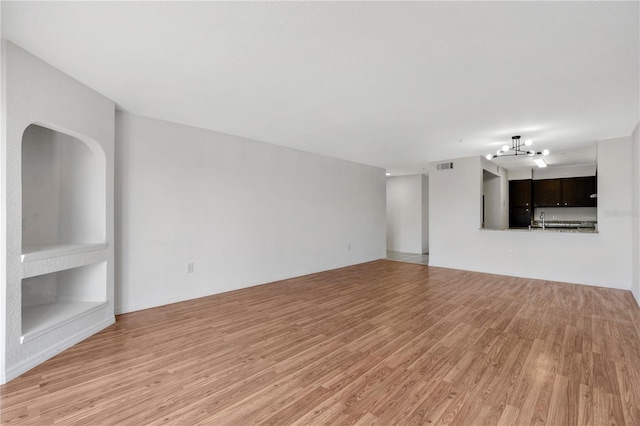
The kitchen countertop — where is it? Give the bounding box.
[510,227,598,233]
[481,225,598,234]
[482,220,598,233]
[531,220,596,228]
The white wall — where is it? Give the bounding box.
[499,167,509,228]
[481,160,509,230]
[508,168,532,181]
[482,171,509,230]
[115,112,386,314]
[532,164,597,180]
[631,123,640,305]
[386,175,425,254]
[429,136,633,290]
[0,41,6,386]
[508,164,596,181]
[421,175,429,253]
[483,172,500,229]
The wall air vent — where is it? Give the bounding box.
[437,162,454,171]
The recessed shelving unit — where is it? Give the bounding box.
[19,124,109,345]
[21,262,107,344]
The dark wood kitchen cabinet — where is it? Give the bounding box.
[510,180,532,207]
[533,176,596,207]
[532,179,562,207]
[509,179,532,228]
[510,207,532,228]
[562,176,597,207]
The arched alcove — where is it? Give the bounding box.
[21,124,106,251]
[19,124,109,343]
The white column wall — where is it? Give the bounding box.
[631,122,640,305]
[422,175,429,254]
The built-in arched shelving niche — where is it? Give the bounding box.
[21,124,107,258]
[20,123,109,345]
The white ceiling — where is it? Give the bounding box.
[2,1,638,174]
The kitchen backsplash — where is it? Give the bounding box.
[533,207,597,222]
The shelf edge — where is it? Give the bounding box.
[20,301,108,344]
[21,243,108,263]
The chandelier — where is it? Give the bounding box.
[486,136,549,167]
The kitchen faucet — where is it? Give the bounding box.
[540,210,545,230]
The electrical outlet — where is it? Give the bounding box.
[187,262,194,273]
[507,250,513,257]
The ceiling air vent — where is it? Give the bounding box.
[437,162,454,171]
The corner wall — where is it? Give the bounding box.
[429,136,633,290]
[631,122,640,305]
[114,112,386,314]
[481,160,509,230]
[422,175,429,254]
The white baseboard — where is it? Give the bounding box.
[2,316,115,384]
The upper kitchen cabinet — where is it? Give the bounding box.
[533,176,597,207]
[509,179,532,207]
[532,179,562,207]
[562,176,597,207]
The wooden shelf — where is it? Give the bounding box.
[21,243,107,263]
[21,301,107,344]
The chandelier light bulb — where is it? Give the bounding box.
[486,136,548,162]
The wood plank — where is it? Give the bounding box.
[1,260,639,425]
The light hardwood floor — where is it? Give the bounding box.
[386,251,429,266]
[2,260,640,425]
